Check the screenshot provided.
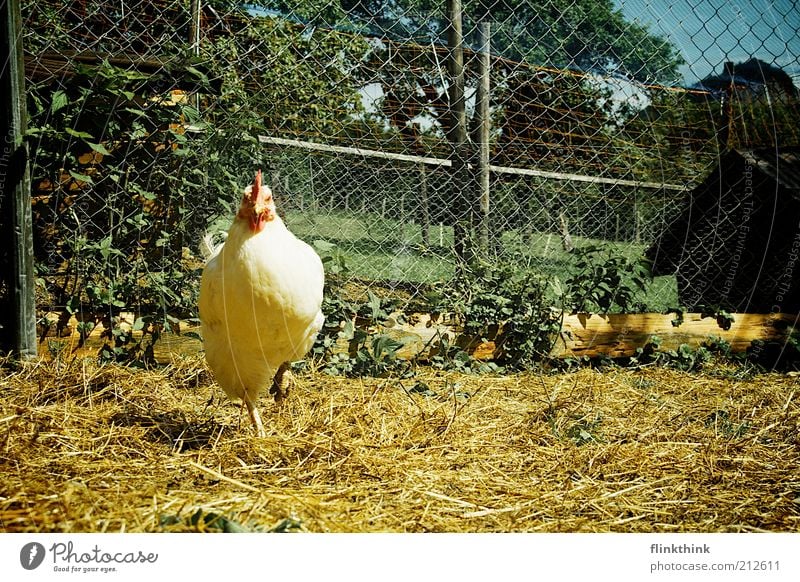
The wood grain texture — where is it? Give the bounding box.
[553,312,798,358]
[38,311,797,361]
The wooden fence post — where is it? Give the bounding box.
[446,0,472,269]
[476,19,491,256]
[0,0,37,358]
[419,163,430,247]
[190,0,201,111]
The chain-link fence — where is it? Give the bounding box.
[16,0,800,327]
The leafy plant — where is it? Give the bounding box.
[428,331,500,375]
[437,256,561,370]
[630,336,711,371]
[309,242,411,378]
[26,59,222,360]
[705,410,750,438]
[160,509,251,533]
[668,308,685,327]
[564,415,604,446]
[96,314,182,368]
[349,333,409,378]
[700,308,736,331]
[564,245,652,314]
[669,343,712,371]
[702,335,732,357]
[746,331,800,371]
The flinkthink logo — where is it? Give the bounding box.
[20,542,46,570]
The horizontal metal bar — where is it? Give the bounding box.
[258,134,689,191]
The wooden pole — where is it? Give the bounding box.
[446,0,471,268]
[476,19,491,256]
[446,0,466,148]
[190,0,201,111]
[420,163,430,247]
[0,0,37,358]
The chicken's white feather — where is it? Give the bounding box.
[198,173,324,436]
[200,231,226,261]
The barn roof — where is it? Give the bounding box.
[691,58,799,97]
[739,147,800,193]
[646,146,800,275]
[645,146,800,312]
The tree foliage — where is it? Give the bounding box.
[205,12,370,138]
[255,0,684,84]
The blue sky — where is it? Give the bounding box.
[614,0,800,85]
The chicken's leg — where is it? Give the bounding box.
[269,362,293,404]
[243,395,266,437]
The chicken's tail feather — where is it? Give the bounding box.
[201,231,226,261]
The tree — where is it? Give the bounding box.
[205,13,369,138]
[256,0,684,84]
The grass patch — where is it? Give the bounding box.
[287,210,679,309]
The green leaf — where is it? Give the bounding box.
[313,240,336,252]
[269,517,303,533]
[88,142,111,155]
[51,90,69,113]
[188,509,250,533]
[186,66,209,82]
[341,318,355,340]
[68,170,94,184]
[66,296,81,315]
[65,127,94,140]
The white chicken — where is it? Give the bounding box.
[199,170,325,437]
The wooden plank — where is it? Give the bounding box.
[37,311,797,362]
[553,312,798,359]
[376,312,796,360]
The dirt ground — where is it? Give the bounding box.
[1,356,798,532]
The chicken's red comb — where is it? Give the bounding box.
[252,169,262,199]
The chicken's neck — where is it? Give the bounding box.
[227,215,287,247]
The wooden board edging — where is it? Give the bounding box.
[37,311,797,361]
[553,312,797,359]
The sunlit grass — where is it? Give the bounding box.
[287,209,679,310]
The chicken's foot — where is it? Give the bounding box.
[269,362,293,404]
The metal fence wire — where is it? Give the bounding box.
[18,0,800,323]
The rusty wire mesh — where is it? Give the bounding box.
[19,0,800,323]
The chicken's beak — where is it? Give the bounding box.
[239,169,275,232]
[249,211,268,232]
